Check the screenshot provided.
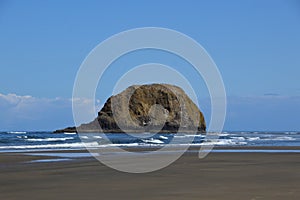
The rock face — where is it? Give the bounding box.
[54,84,206,133]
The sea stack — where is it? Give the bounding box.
[54,84,206,133]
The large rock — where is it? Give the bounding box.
[54,84,206,133]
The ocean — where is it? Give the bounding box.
[0,131,300,152]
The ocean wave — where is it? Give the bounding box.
[96,143,141,147]
[246,137,260,141]
[174,134,204,138]
[142,138,164,144]
[26,137,74,142]
[203,139,247,146]
[185,134,204,137]
[63,132,77,135]
[159,136,168,140]
[8,131,26,134]
[0,142,99,150]
[17,135,28,139]
[284,131,299,135]
[265,136,296,141]
[0,142,150,150]
[231,137,246,141]
[219,133,230,136]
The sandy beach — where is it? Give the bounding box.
[0,147,299,200]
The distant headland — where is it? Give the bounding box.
[54,84,206,133]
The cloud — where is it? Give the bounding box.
[0,93,102,131]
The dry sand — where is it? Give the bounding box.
[0,148,299,200]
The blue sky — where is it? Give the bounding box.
[0,0,299,131]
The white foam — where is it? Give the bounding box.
[27,152,97,158]
[8,131,26,134]
[246,137,260,141]
[29,158,72,163]
[0,139,250,150]
[0,142,99,150]
[17,135,28,139]
[93,136,102,139]
[185,134,204,137]
[0,142,144,150]
[208,132,223,135]
[159,136,168,140]
[284,131,298,135]
[63,132,77,135]
[142,138,164,144]
[219,133,230,136]
[80,136,89,139]
[232,137,246,141]
[174,135,187,138]
[272,136,296,141]
[26,137,74,142]
[203,139,247,146]
[174,134,204,138]
[258,136,296,141]
[97,143,140,147]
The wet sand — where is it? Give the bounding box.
[0,148,299,200]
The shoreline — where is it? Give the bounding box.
[1,145,300,163]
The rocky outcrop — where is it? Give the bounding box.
[54,84,206,133]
